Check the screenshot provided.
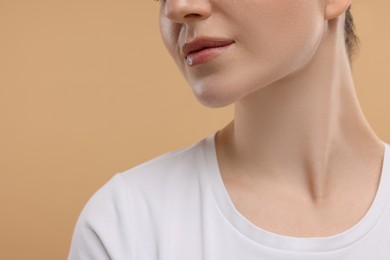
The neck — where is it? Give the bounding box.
[216,22,383,201]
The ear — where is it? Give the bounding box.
[325,0,352,20]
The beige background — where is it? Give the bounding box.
[0,1,389,259]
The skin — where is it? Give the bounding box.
[159,0,385,237]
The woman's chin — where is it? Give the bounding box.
[192,89,237,108]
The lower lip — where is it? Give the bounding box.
[185,43,233,66]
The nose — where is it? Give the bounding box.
[163,0,211,23]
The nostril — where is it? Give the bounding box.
[184,13,202,18]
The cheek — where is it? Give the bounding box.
[159,17,181,61]
[159,18,175,55]
[240,2,324,71]
[237,1,322,44]
[159,18,191,79]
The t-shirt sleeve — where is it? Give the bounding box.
[68,174,134,260]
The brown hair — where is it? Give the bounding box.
[345,6,359,60]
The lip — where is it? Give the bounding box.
[182,37,234,66]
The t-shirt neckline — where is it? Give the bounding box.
[201,132,390,253]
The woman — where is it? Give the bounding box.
[69,0,390,259]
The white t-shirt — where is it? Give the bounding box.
[69,134,390,259]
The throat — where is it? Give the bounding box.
[218,154,383,238]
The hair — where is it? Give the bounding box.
[345,6,359,61]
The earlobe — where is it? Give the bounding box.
[325,0,352,20]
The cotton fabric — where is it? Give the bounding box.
[69,134,390,259]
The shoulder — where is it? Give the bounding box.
[68,174,133,259]
[68,135,213,259]
[81,135,210,217]
[118,136,210,195]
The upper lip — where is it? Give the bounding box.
[182,37,234,58]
